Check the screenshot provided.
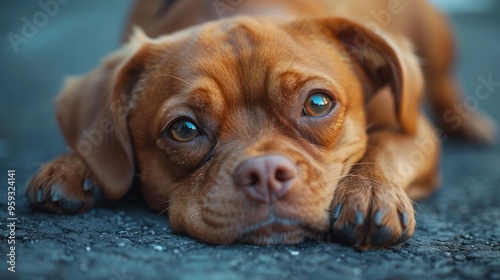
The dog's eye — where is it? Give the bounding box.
[168,119,200,142]
[303,92,334,117]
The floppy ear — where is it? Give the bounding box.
[319,18,423,135]
[55,29,153,200]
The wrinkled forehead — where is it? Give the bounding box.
[148,17,349,116]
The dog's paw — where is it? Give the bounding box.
[443,110,497,145]
[26,154,98,214]
[330,176,415,248]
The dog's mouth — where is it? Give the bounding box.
[238,218,302,245]
[237,213,324,245]
[243,216,301,233]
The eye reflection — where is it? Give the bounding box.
[303,92,334,117]
[168,119,199,142]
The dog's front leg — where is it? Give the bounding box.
[26,154,99,214]
[330,116,441,248]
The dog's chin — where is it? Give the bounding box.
[236,218,324,245]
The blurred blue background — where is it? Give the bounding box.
[0,0,133,184]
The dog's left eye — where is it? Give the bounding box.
[168,118,200,142]
[303,92,335,117]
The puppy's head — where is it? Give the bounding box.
[57,17,422,244]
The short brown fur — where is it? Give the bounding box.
[27,0,496,248]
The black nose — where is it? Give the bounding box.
[234,155,297,204]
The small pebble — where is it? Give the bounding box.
[290,250,299,256]
[79,263,89,272]
[353,268,362,276]
[466,252,481,260]
[454,255,466,261]
[85,246,91,252]
[153,245,165,251]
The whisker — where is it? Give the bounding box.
[146,195,169,211]
[155,206,171,218]
[365,121,377,131]
[412,200,422,212]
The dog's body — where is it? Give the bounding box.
[27,0,496,247]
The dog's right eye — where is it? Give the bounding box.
[167,118,200,142]
[303,92,335,117]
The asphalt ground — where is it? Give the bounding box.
[0,1,499,279]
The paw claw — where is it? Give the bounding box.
[50,185,62,202]
[400,212,409,227]
[373,210,384,226]
[36,188,44,203]
[83,178,94,191]
[332,204,342,220]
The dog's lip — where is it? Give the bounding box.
[242,215,301,234]
[236,210,329,244]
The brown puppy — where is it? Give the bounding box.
[27,0,496,248]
